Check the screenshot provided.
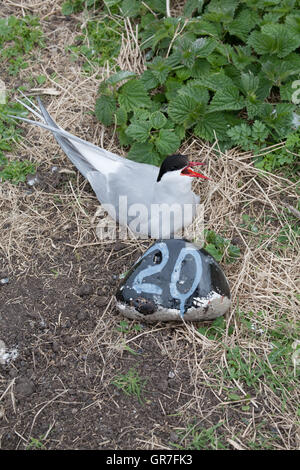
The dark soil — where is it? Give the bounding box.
[0,232,218,449]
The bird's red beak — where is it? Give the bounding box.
[181,162,210,180]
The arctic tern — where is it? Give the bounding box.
[12,95,209,238]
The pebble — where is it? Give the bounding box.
[77,310,88,321]
[77,284,93,297]
[0,278,9,285]
[15,378,35,398]
[52,341,60,353]
[26,173,41,187]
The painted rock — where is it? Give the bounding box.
[115,239,231,322]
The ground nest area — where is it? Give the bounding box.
[0,1,299,451]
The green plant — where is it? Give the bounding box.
[116,320,143,334]
[66,16,123,72]
[197,315,233,340]
[224,342,298,397]
[0,16,44,75]
[112,367,146,403]
[204,229,241,263]
[172,422,228,450]
[61,1,123,72]
[25,435,46,450]
[0,158,36,184]
[62,0,102,15]
[0,100,34,184]
[95,0,300,172]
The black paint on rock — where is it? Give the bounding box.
[116,239,231,322]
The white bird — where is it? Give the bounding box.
[12,95,209,238]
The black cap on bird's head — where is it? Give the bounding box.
[156,154,209,182]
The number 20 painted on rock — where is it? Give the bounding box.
[132,242,203,317]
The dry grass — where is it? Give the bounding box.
[0,0,299,450]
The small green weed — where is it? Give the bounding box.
[61,0,101,15]
[0,158,36,184]
[112,367,146,403]
[223,342,298,398]
[197,315,233,340]
[0,99,35,184]
[116,320,143,334]
[25,435,46,450]
[0,16,44,75]
[204,229,241,263]
[62,2,122,72]
[172,422,228,450]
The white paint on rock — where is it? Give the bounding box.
[116,291,231,323]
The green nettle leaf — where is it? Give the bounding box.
[175,68,192,81]
[140,70,159,90]
[118,79,151,111]
[165,77,184,100]
[117,126,133,146]
[230,45,255,70]
[194,111,231,141]
[190,18,222,38]
[248,24,300,58]
[204,0,239,24]
[192,37,217,57]
[115,107,127,126]
[190,58,211,78]
[127,142,161,166]
[168,94,205,128]
[261,23,300,57]
[240,72,259,95]
[264,103,295,137]
[197,72,235,91]
[227,8,259,42]
[179,82,210,104]
[95,94,117,126]
[155,129,181,155]
[183,0,204,17]
[261,58,299,86]
[106,70,136,85]
[125,121,151,143]
[120,0,140,17]
[132,109,151,122]
[148,57,171,84]
[285,14,300,35]
[280,81,295,101]
[204,243,222,262]
[209,86,245,112]
[150,111,167,129]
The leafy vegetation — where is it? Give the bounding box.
[91,0,300,172]
[0,101,35,184]
[111,367,146,403]
[0,15,44,75]
[172,422,228,450]
[62,0,123,72]
[204,229,241,263]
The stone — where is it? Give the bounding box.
[115,239,231,322]
[77,283,93,297]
